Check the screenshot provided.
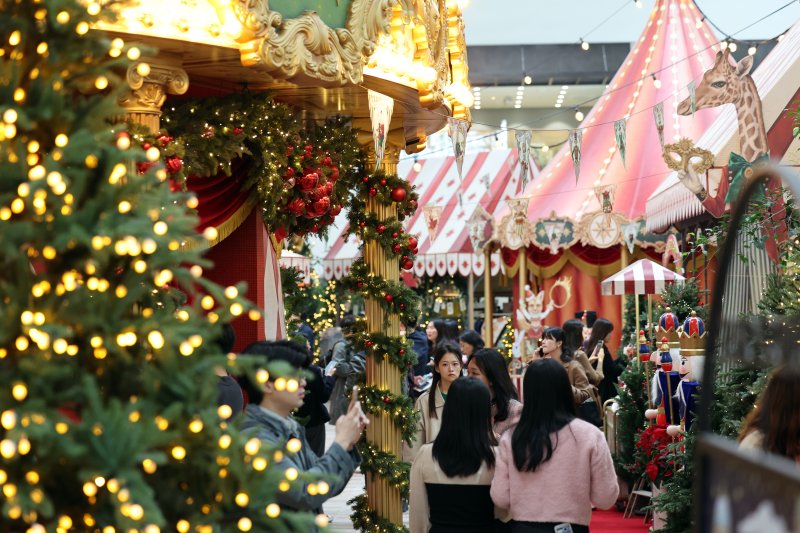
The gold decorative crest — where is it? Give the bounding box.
[235,0,399,85]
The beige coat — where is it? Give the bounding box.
[409,444,502,533]
[564,359,598,405]
[404,385,445,462]
[575,349,604,386]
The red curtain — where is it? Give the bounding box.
[186,158,253,233]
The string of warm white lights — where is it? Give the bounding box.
[394,1,797,162]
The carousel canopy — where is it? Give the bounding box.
[601,259,686,296]
[495,0,723,250]
[646,19,800,232]
[322,148,527,280]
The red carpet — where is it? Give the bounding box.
[591,508,650,532]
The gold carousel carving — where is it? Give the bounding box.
[235,0,401,85]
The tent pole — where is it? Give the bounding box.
[620,244,629,338]
[518,249,528,361]
[483,248,493,346]
[647,294,654,348]
[467,270,475,331]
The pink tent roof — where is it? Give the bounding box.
[601,258,686,296]
[646,18,800,231]
[498,0,724,227]
[323,148,527,280]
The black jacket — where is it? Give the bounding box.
[295,365,332,427]
[408,328,431,377]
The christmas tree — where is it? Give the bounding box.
[0,2,316,530]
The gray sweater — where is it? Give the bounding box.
[240,404,360,514]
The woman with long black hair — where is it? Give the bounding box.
[410,377,503,533]
[562,319,603,386]
[585,318,625,404]
[405,341,463,461]
[490,359,618,532]
[467,348,522,438]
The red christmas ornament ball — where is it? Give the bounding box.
[391,232,398,238]
[402,259,414,270]
[390,187,407,202]
[376,224,386,234]
[384,294,394,303]
[392,244,402,254]
[365,341,373,348]
[368,187,377,197]
[380,178,387,186]
[362,176,370,183]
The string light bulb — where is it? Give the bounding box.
[727,40,737,53]
[651,74,662,89]
[523,74,532,85]
[748,45,757,56]
[574,109,585,122]
[580,38,589,51]
[634,0,642,7]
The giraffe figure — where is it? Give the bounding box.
[675,49,768,216]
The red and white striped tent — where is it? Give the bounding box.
[601,258,686,296]
[322,148,528,280]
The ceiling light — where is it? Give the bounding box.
[580,39,589,51]
[555,103,562,108]
[561,85,569,90]
[574,109,584,121]
[514,105,521,109]
[523,75,532,85]
[474,105,481,110]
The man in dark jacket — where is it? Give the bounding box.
[405,317,431,400]
[239,340,367,519]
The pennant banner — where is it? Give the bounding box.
[653,102,665,149]
[467,204,494,254]
[448,117,468,182]
[688,81,696,116]
[368,90,394,171]
[515,130,532,189]
[621,222,639,255]
[614,118,627,168]
[568,129,582,184]
[423,205,444,242]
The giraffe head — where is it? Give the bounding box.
[677,49,754,115]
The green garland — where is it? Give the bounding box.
[351,329,418,371]
[340,260,420,326]
[358,385,417,444]
[358,441,411,497]
[137,94,363,240]
[348,495,407,533]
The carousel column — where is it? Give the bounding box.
[620,244,629,338]
[364,146,403,526]
[119,56,189,134]
[483,248,493,345]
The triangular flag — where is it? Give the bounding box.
[423,205,443,242]
[368,90,394,171]
[568,129,582,184]
[614,118,627,167]
[621,222,639,254]
[467,205,494,254]
[448,117,468,181]
[515,130,532,189]
[653,102,665,149]
[688,81,696,116]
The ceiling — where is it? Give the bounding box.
[472,84,606,110]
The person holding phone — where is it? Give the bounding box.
[585,318,625,404]
[239,340,367,519]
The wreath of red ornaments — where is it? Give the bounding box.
[348,171,419,271]
[273,143,345,241]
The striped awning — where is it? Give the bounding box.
[322,148,526,280]
[601,259,685,296]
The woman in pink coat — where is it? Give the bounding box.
[490,359,618,532]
